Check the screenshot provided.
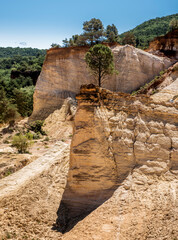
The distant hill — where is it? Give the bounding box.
[0,47,46,58]
[120,13,178,49]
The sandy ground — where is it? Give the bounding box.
[0,140,70,239]
[0,117,73,179]
[0,108,73,239]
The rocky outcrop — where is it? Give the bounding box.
[152,76,178,103]
[58,84,178,232]
[43,98,76,140]
[148,29,178,59]
[62,170,178,240]
[132,62,178,95]
[31,45,172,120]
[0,141,70,239]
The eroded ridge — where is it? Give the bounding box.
[58,84,178,232]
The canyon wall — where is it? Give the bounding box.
[58,84,178,231]
[31,45,172,120]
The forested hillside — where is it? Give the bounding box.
[120,13,178,48]
[60,14,177,49]
[0,47,46,123]
[0,47,46,58]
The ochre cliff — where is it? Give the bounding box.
[31,45,172,120]
[58,84,178,233]
[148,29,178,59]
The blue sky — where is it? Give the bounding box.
[0,0,177,49]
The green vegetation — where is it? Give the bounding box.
[0,15,177,125]
[25,131,34,140]
[122,32,136,46]
[0,87,19,124]
[106,24,119,43]
[51,43,61,48]
[25,130,41,140]
[0,47,46,123]
[0,52,45,72]
[131,70,166,96]
[0,47,46,58]
[60,14,178,49]
[29,120,46,135]
[62,18,119,47]
[43,136,49,141]
[120,13,178,49]
[85,44,117,87]
[169,18,178,30]
[4,169,14,177]
[82,18,104,44]
[13,86,34,117]
[12,134,30,153]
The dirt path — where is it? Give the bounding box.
[0,141,70,239]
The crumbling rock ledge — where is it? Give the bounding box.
[57,84,178,232]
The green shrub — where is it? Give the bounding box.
[159,70,165,76]
[29,120,46,135]
[25,131,34,140]
[43,136,49,141]
[33,132,41,139]
[12,134,30,153]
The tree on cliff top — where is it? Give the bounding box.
[106,24,119,43]
[83,18,104,45]
[85,44,117,87]
[122,32,136,46]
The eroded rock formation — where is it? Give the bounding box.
[58,84,178,232]
[133,62,178,96]
[148,29,178,59]
[31,45,172,120]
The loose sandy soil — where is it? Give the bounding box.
[0,111,73,239]
[0,118,73,179]
[0,140,70,239]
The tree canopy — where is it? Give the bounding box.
[0,47,46,58]
[120,13,178,48]
[51,43,61,48]
[85,44,116,87]
[106,24,118,42]
[59,14,178,49]
[169,18,178,30]
[122,32,136,46]
[0,47,44,122]
[83,18,104,44]
[61,18,119,47]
